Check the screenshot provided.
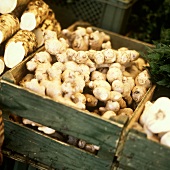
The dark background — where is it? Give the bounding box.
[44,0,170,44]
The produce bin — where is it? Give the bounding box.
[44,0,137,34]
[117,85,170,170]
[0,22,153,170]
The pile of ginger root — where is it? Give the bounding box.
[20,26,152,122]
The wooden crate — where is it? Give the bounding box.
[0,22,153,170]
[117,85,170,170]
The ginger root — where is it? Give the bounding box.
[20,26,151,122]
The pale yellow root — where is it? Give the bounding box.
[20,0,49,31]
[0,0,30,14]
[0,14,20,44]
[33,20,61,48]
[33,8,61,48]
[12,0,31,18]
[41,8,61,34]
[84,94,98,107]
[4,30,37,68]
[42,18,61,35]
[32,27,44,48]
[0,56,5,75]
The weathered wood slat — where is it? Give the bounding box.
[3,112,112,170]
[2,149,53,170]
[117,85,170,170]
[0,80,123,162]
[118,129,170,170]
[115,85,156,158]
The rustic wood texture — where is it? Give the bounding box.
[2,112,112,170]
[115,85,156,158]
[116,85,170,170]
[118,129,170,170]
[2,148,54,170]
[0,80,123,163]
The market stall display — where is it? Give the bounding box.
[1,0,170,170]
[0,21,153,169]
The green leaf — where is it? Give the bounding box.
[159,65,170,73]
[157,79,170,88]
[147,53,161,61]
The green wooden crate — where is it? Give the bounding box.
[0,22,152,170]
[117,85,170,170]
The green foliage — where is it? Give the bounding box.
[160,28,170,45]
[143,41,170,88]
[128,0,170,43]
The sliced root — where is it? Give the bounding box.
[4,42,26,68]
[0,57,5,75]
[0,14,20,44]
[33,8,61,48]
[0,0,17,14]
[20,0,49,31]
[4,30,37,68]
[41,8,61,34]
[33,27,44,48]
[0,0,30,14]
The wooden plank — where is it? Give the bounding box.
[2,149,54,170]
[0,156,15,170]
[13,161,29,170]
[28,165,37,170]
[117,85,170,170]
[2,112,113,170]
[0,80,123,159]
[115,85,156,158]
[118,129,170,170]
[1,107,117,168]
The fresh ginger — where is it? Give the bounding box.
[61,27,111,51]
[24,78,46,96]
[84,94,98,107]
[20,27,151,121]
[99,100,120,114]
[107,67,123,82]
[44,30,69,55]
[91,70,106,81]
